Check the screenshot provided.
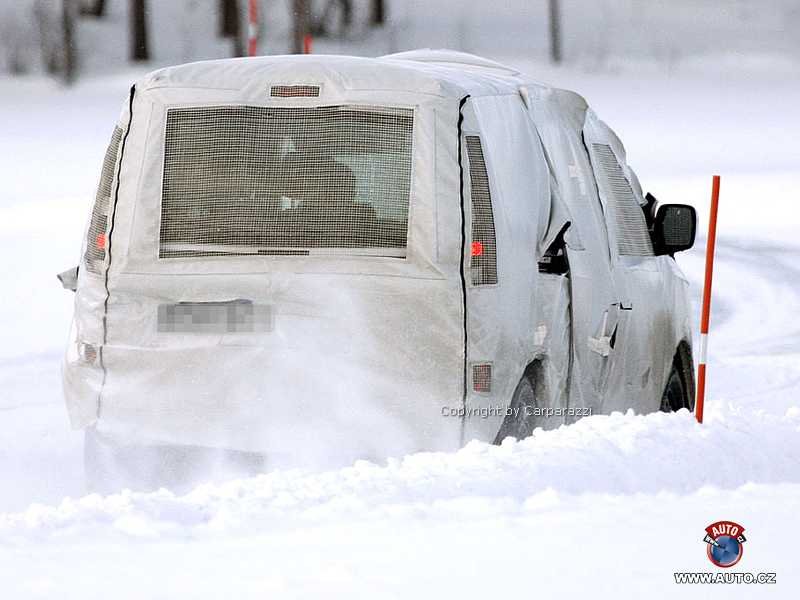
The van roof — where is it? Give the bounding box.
[141,50,588,110]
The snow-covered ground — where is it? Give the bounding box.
[1,55,799,598]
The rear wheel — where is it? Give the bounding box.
[84,426,267,494]
[493,364,541,443]
[83,426,124,495]
[660,344,695,413]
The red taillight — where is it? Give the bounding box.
[472,363,492,393]
[78,342,98,364]
[95,234,107,250]
[471,241,484,257]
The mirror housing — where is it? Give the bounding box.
[653,204,696,256]
[57,266,79,292]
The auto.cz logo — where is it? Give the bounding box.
[703,520,746,568]
[674,572,776,585]
[673,520,777,585]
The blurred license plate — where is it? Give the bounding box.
[157,299,272,334]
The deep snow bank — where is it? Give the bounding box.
[2,401,798,542]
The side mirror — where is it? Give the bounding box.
[653,204,696,256]
[57,266,79,292]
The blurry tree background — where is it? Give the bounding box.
[0,0,798,83]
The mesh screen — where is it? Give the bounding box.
[466,136,498,285]
[662,207,693,246]
[270,85,320,98]
[472,363,492,393]
[84,126,123,273]
[591,143,654,257]
[160,105,413,258]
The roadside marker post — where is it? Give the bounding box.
[248,0,259,57]
[696,175,721,424]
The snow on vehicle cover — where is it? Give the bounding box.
[62,50,692,463]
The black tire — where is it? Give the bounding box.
[660,343,695,413]
[84,427,156,494]
[493,364,541,443]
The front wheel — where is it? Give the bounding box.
[660,345,695,413]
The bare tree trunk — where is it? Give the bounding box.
[219,0,238,37]
[62,0,76,84]
[291,0,311,54]
[370,0,384,26]
[312,0,352,37]
[548,0,562,64]
[129,0,149,61]
[80,0,106,17]
[33,0,59,74]
[233,2,244,58]
[341,0,352,29]
[219,0,243,56]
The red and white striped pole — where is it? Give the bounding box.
[247,0,258,57]
[696,175,721,424]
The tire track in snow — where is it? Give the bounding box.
[715,239,800,354]
[680,236,800,405]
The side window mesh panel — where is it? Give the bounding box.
[466,135,498,285]
[591,143,654,257]
[84,126,123,273]
[160,105,413,258]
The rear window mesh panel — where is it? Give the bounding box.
[270,85,320,98]
[84,126,123,273]
[590,143,654,257]
[160,105,413,258]
[466,136,498,285]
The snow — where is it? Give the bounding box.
[2,408,799,597]
[3,406,800,538]
[5,1,800,77]
[1,49,800,598]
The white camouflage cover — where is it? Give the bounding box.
[63,51,691,460]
